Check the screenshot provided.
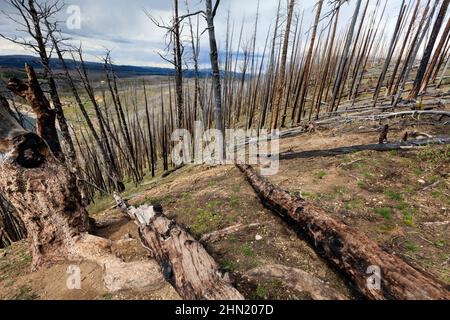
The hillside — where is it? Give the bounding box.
[0,55,211,79]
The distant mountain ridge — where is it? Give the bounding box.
[0,55,211,78]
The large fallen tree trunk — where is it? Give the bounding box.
[279,136,450,160]
[237,164,450,300]
[113,193,244,300]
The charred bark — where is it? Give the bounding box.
[7,64,63,159]
[237,164,450,300]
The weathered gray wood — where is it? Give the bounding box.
[113,192,244,300]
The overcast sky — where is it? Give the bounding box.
[0,0,408,68]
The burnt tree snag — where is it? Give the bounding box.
[0,95,89,270]
[237,164,450,300]
[0,86,173,295]
[7,64,63,159]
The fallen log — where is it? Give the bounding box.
[245,264,347,300]
[162,164,186,178]
[113,193,244,300]
[200,223,261,243]
[236,164,450,300]
[317,110,450,125]
[278,136,450,160]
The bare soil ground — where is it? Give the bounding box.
[1,108,449,300]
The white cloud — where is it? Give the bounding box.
[0,0,407,67]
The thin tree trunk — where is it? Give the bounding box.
[271,0,296,130]
[330,0,363,112]
[409,0,449,99]
[206,0,224,139]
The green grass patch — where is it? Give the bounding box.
[239,244,255,258]
[13,286,39,300]
[403,210,415,227]
[315,171,327,180]
[221,258,239,272]
[384,189,403,201]
[435,240,445,248]
[190,200,225,237]
[375,207,392,220]
[405,241,418,253]
[250,280,284,300]
[344,199,364,210]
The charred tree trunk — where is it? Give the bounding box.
[173,0,184,128]
[24,0,78,170]
[7,64,62,158]
[206,0,225,153]
[409,0,450,99]
[0,98,89,270]
[237,164,450,300]
[271,0,296,129]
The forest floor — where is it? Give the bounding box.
[1,106,448,300]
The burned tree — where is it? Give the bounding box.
[0,71,90,269]
[409,0,450,99]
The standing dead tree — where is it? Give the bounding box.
[409,0,450,99]
[0,0,78,167]
[421,1,450,91]
[173,0,184,128]
[205,0,224,137]
[271,0,296,129]
[7,64,62,157]
[330,0,363,112]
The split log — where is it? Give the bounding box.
[279,136,450,160]
[113,193,244,300]
[245,264,347,300]
[237,164,450,300]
